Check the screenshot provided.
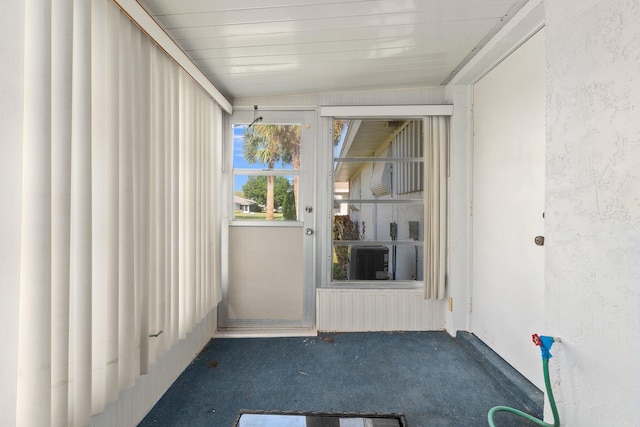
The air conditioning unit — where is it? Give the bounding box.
[347,246,389,280]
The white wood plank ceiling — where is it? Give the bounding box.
[137,0,527,100]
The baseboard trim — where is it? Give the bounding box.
[215,328,317,338]
[455,331,543,416]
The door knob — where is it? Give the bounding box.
[305,228,314,236]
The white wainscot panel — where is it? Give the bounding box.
[317,289,446,332]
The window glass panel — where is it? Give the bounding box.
[332,243,424,281]
[332,203,423,282]
[233,124,300,170]
[232,122,301,221]
[332,119,424,283]
[233,174,297,221]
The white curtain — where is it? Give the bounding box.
[16,0,223,425]
[424,116,449,300]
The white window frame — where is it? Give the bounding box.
[319,105,453,289]
[228,110,306,227]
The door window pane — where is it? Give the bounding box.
[233,174,297,220]
[233,124,300,170]
[233,123,301,221]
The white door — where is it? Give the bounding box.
[219,110,316,330]
[471,31,545,384]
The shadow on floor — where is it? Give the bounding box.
[139,331,543,427]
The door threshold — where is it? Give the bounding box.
[215,328,318,338]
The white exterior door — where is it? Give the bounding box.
[219,110,316,330]
[471,31,546,386]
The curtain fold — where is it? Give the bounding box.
[17,0,53,425]
[51,0,73,425]
[424,116,449,300]
[90,0,108,417]
[104,0,121,406]
[17,0,224,425]
[117,7,137,393]
[69,0,93,423]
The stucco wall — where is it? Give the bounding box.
[544,0,640,425]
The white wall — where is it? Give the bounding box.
[471,30,546,388]
[544,0,640,425]
[0,1,23,425]
[444,85,473,334]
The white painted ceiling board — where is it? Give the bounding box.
[137,0,526,99]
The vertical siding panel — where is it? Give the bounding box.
[317,289,445,332]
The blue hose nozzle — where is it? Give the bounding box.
[532,334,557,359]
[538,335,555,360]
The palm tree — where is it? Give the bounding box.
[243,124,301,220]
[276,125,301,211]
[243,124,280,220]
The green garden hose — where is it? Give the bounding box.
[487,335,560,427]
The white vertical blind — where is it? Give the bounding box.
[51,0,73,425]
[104,0,121,407]
[424,116,449,300]
[16,0,224,425]
[17,0,53,425]
[69,0,93,424]
[91,0,108,417]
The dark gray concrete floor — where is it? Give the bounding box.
[139,331,544,427]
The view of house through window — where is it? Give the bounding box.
[232,123,301,221]
[332,119,424,283]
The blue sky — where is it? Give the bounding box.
[232,124,294,192]
[232,125,251,169]
[232,125,251,192]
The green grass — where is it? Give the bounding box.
[233,211,285,220]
